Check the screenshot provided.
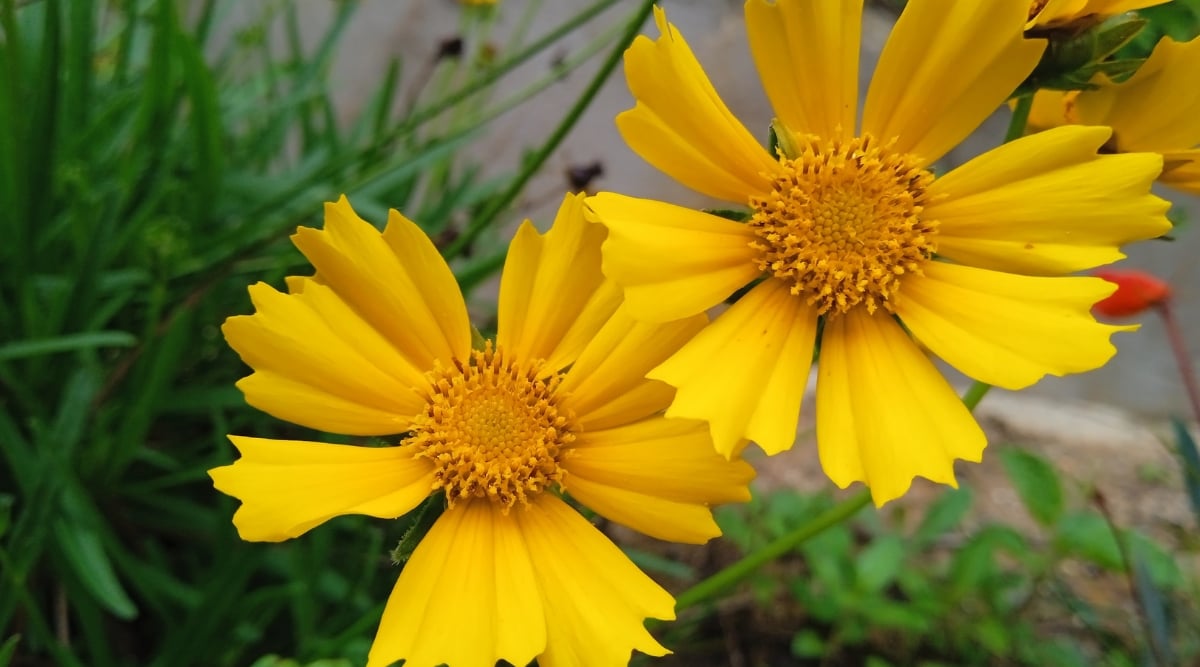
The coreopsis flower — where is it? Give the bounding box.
[209,194,754,667]
[1028,36,1200,194]
[1092,269,1172,317]
[586,0,1171,505]
[1027,0,1168,31]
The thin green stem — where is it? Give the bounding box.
[962,380,993,411]
[405,0,618,132]
[676,489,873,610]
[1005,94,1033,143]
[441,0,655,259]
[675,379,997,612]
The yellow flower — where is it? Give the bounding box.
[585,1,1170,506]
[1029,36,1200,194]
[1026,0,1168,30]
[209,194,754,667]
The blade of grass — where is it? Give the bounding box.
[442,0,657,259]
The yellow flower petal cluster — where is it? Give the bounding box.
[1027,0,1168,30]
[209,194,754,667]
[585,0,1171,506]
[1029,35,1200,194]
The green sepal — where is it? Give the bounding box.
[1019,14,1150,93]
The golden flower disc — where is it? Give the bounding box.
[749,133,938,316]
[410,343,575,512]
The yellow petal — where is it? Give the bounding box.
[744,0,861,139]
[367,501,545,667]
[816,312,986,506]
[927,125,1170,275]
[1158,148,1200,195]
[586,193,762,322]
[1025,88,1076,132]
[1033,0,1170,27]
[559,307,706,430]
[235,372,414,436]
[895,262,1135,390]
[616,6,779,202]
[519,495,674,667]
[563,416,753,544]
[650,279,818,457]
[209,436,434,542]
[223,281,429,434]
[497,194,618,370]
[291,196,470,371]
[863,0,1044,165]
[1078,36,1200,152]
[1027,0,1088,26]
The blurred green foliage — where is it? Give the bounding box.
[690,446,1198,667]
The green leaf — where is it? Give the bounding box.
[0,331,136,361]
[1054,511,1121,569]
[0,635,20,667]
[0,495,13,539]
[913,486,972,546]
[1126,530,1182,589]
[1172,416,1200,523]
[856,534,906,594]
[1130,548,1176,664]
[53,519,138,619]
[790,629,824,658]
[176,9,223,211]
[999,448,1063,526]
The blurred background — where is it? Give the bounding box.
[1,1,1197,665]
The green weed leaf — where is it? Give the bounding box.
[1000,448,1063,526]
[53,520,137,619]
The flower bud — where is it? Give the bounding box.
[1092,269,1172,317]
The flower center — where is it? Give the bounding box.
[410,343,574,512]
[748,133,937,316]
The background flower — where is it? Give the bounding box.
[1029,35,1200,194]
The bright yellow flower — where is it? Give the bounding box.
[585,1,1171,506]
[1027,0,1168,30]
[209,194,753,667]
[1029,36,1200,194]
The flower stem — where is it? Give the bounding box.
[1157,300,1200,426]
[674,379,997,612]
[962,380,992,411]
[674,489,873,610]
[441,0,656,260]
[1005,94,1033,143]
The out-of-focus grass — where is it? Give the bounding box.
[0,0,626,664]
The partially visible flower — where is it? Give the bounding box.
[460,0,496,5]
[1028,36,1200,194]
[1092,268,1172,317]
[209,194,754,667]
[1027,0,1168,31]
[586,0,1171,506]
